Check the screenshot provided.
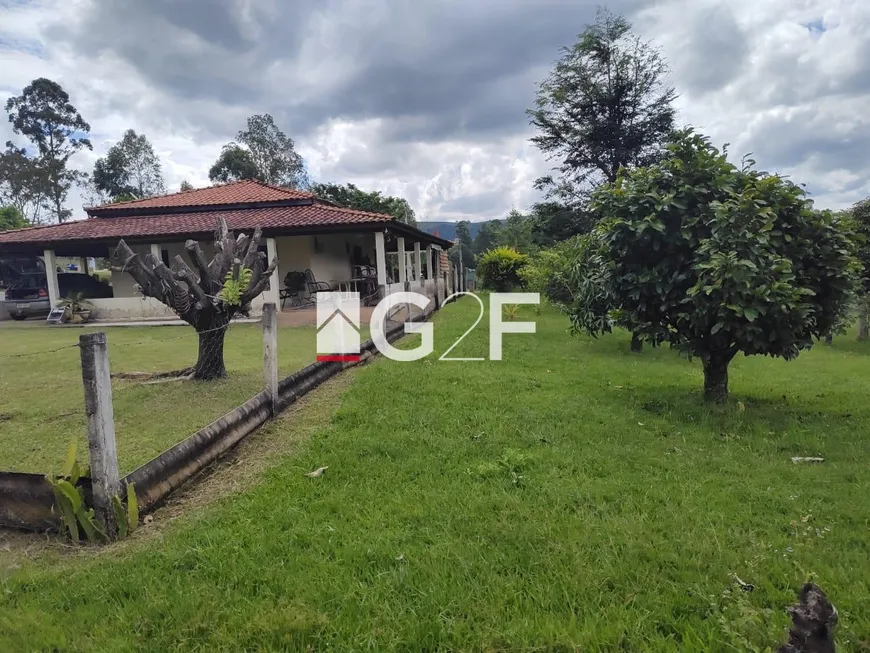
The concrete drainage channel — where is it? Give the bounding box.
[0,306,434,533]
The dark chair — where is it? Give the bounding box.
[280,271,310,308]
[304,269,332,298]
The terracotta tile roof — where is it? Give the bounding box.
[85,179,313,213]
[0,203,393,245]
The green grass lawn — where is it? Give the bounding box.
[2,300,870,651]
[0,322,320,474]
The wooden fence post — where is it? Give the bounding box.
[79,331,120,535]
[263,302,279,415]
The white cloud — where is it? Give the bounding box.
[1,0,869,222]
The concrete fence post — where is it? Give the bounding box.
[263,302,279,416]
[79,331,120,535]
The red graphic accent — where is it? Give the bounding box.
[316,354,361,362]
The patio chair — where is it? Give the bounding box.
[280,271,311,308]
[304,269,332,298]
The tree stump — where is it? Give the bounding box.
[777,583,837,653]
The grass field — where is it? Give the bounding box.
[1,299,870,651]
[0,322,320,474]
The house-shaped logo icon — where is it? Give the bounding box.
[316,292,361,362]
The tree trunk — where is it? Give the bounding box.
[824,334,833,346]
[630,333,643,353]
[193,325,228,380]
[858,300,869,341]
[702,351,734,403]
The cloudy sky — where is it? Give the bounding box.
[1,0,868,222]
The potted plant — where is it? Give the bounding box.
[57,293,93,324]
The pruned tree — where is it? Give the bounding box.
[113,218,277,380]
[528,7,676,207]
[577,129,858,402]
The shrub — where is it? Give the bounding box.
[520,236,585,304]
[477,246,529,291]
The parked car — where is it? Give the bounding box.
[4,273,113,320]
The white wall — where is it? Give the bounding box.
[274,233,376,290]
[0,289,8,321]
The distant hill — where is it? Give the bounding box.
[417,221,488,242]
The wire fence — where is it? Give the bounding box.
[0,290,441,477]
[0,317,295,476]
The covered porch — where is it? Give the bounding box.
[0,179,454,325]
[5,228,450,325]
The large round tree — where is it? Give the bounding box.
[578,129,858,402]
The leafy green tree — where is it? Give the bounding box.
[473,220,503,255]
[448,242,475,269]
[0,142,50,224]
[209,114,308,189]
[5,78,91,223]
[842,199,870,340]
[93,130,166,201]
[179,180,195,192]
[310,182,417,225]
[498,209,536,253]
[578,129,858,402]
[455,220,472,248]
[0,205,28,231]
[531,201,595,247]
[528,8,676,206]
[520,235,587,304]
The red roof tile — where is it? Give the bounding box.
[0,203,393,245]
[85,179,313,213]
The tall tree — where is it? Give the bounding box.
[530,201,595,247]
[472,220,503,255]
[498,209,536,253]
[93,130,166,201]
[574,130,857,402]
[310,182,417,225]
[0,142,50,224]
[455,220,472,248]
[209,114,308,189]
[5,78,91,223]
[528,8,676,206]
[0,206,28,232]
[844,198,870,340]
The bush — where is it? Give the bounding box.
[477,246,529,291]
[520,236,585,304]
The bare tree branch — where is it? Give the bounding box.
[185,239,213,292]
[241,256,278,304]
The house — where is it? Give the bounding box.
[0,180,453,321]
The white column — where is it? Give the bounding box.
[397,236,407,286]
[375,232,387,294]
[43,249,60,307]
[150,243,161,262]
[413,242,422,282]
[265,237,280,307]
